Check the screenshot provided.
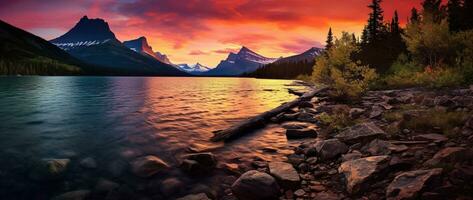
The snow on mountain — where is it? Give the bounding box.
[274,47,324,64]
[177,63,211,73]
[50,16,118,50]
[204,46,277,76]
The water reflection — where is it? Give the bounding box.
[0,77,303,199]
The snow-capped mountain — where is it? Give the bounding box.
[274,47,324,64]
[123,36,172,64]
[177,63,211,73]
[50,16,118,50]
[49,16,187,76]
[204,46,277,76]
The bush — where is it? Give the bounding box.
[311,32,378,99]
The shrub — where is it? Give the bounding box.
[311,32,378,99]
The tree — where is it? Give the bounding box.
[312,32,378,99]
[422,0,444,23]
[366,0,385,43]
[447,0,463,31]
[390,10,400,34]
[326,28,334,51]
[410,8,420,24]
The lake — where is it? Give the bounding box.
[0,77,306,199]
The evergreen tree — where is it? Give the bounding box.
[351,33,357,45]
[464,0,473,30]
[410,8,420,24]
[422,0,444,23]
[367,0,385,43]
[390,11,400,34]
[447,0,463,31]
[361,26,369,45]
[326,28,334,51]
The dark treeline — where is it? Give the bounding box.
[243,59,315,79]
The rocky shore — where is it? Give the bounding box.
[10,85,473,200]
[220,86,473,200]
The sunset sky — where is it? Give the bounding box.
[0,0,422,67]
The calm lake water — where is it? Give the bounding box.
[0,77,305,199]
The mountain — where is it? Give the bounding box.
[50,16,186,76]
[123,36,172,64]
[204,46,277,76]
[243,47,324,79]
[274,47,323,64]
[176,63,211,74]
[0,19,87,75]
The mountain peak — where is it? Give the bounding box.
[50,16,117,48]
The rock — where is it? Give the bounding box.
[176,193,211,200]
[349,108,365,119]
[424,147,470,166]
[294,189,306,197]
[287,154,305,166]
[338,156,390,194]
[363,139,408,156]
[297,112,318,123]
[369,106,384,119]
[281,121,313,129]
[181,152,217,174]
[342,151,363,162]
[314,139,348,160]
[285,128,317,139]
[107,159,128,177]
[95,179,119,192]
[313,191,341,200]
[465,117,473,129]
[335,122,386,144]
[231,170,279,200]
[160,177,184,196]
[306,157,318,164]
[268,162,300,189]
[52,190,90,200]
[303,146,317,157]
[29,158,70,181]
[386,168,443,200]
[413,134,448,143]
[379,102,393,110]
[79,157,97,169]
[131,155,169,178]
[222,163,240,175]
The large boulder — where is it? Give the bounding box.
[29,158,70,181]
[362,139,408,156]
[268,161,300,189]
[180,152,217,174]
[386,168,443,200]
[131,155,169,178]
[285,128,317,139]
[338,156,391,194]
[176,193,211,200]
[281,121,313,129]
[424,147,470,166]
[231,170,280,200]
[314,139,348,160]
[335,122,386,144]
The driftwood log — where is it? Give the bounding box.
[211,86,328,142]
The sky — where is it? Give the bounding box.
[0,0,422,67]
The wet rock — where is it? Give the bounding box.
[338,156,390,194]
[424,147,470,166]
[231,170,279,200]
[95,179,119,192]
[386,168,443,200]
[107,159,128,177]
[285,128,317,139]
[268,162,300,189]
[294,189,306,197]
[222,163,240,175]
[349,108,365,119]
[131,155,169,178]
[52,190,90,200]
[413,134,448,143]
[79,157,97,169]
[335,122,386,144]
[299,101,314,108]
[29,158,70,181]
[303,146,317,157]
[176,193,211,200]
[314,139,348,160]
[281,121,313,129]
[160,177,184,196]
[297,112,318,123]
[181,152,217,174]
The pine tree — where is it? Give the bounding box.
[448,0,464,31]
[422,0,444,23]
[326,27,334,51]
[410,8,420,24]
[390,11,400,34]
[464,0,473,30]
[361,26,369,45]
[351,33,357,45]
[367,0,385,42]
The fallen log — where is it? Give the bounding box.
[211,86,327,142]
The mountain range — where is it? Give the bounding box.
[1,15,324,77]
[203,47,278,76]
[50,16,186,76]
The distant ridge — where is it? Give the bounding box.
[123,36,172,64]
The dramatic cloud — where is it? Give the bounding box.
[0,0,423,66]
